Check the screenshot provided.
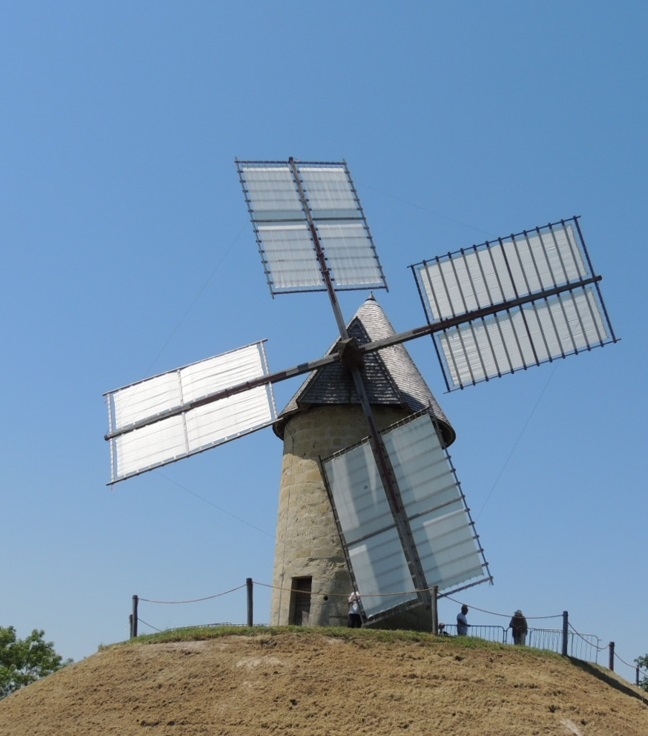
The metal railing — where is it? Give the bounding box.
[527,627,601,663]
[441,624,508,643]
[442,624,601,664]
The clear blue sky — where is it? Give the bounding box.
[2,1,646,679]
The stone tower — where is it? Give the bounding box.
[270,295,455,629]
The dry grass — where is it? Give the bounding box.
[1,627,647,735]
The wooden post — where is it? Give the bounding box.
[246,578,253,627]
[431,586,439,635]
[608,642,615,671]
[561,611,569,656]
[130,595,139,639]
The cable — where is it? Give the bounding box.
[139,583,246,605]
[445,595,561,621]
[614,649,642,670]
[143,224,245,377]
[137,618,164,633]
[475,364,557,519]
[159,472,275,539]
[567,622,606,652]
[360,183,495,240]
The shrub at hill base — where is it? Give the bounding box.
[0,625,71,699]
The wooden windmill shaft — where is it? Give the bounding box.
[104,274,602,445]
[284,159,434,615]
[269,294,462,629]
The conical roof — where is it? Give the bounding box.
[273,295,455,446]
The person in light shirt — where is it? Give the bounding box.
[347,591,362,628]
[456,604,469,635]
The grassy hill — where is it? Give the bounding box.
[1,627,647,735]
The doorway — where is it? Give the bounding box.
[289,576,312,626]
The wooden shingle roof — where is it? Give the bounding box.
[273,295,455,446]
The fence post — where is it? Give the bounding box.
[246,578,253,627]
[561,611,569,656]
[431,586,438,635]
[130,595,139,639]
[608,642,615,671]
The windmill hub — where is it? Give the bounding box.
[337,337,364,372]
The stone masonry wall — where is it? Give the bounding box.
[270,404,411,627]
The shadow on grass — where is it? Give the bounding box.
[568,658,648,706]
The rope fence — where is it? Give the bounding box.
[128,579,648,689]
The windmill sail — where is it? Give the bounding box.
[412,217,617,390]
[105,342,277,484]
[322,411,490,622]
[236,159,387,295]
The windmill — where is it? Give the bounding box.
[104,158,617,631]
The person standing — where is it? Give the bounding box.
[347,591,362,628]
[456,604,469,635]
[509,609,528,645]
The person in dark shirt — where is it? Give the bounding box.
[509,609,528,645]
